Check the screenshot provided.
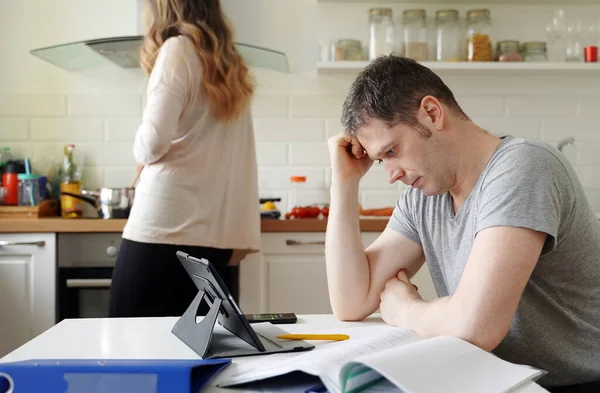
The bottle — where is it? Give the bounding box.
[435,9,461,62]
[496,40,522,62]
[59,144,83,218]
[521,42,548,62]
[368,8,396,61]
[402,9,428,62]
[289,176,307,213]
[466,9,493,62]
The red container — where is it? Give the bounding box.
[2,173,18,205]
[584,46,598,63]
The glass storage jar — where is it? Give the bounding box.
[521,42,548,62]
[466,9,493,62]
[368,8,395,61]
[435,9,460,62]
[402,9,428,61]
[495,40,522,62]
[18,173,41,206]
[332,39,363,61]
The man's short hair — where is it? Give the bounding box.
[341,56,469,136]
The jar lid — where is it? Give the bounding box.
[336,39,362,47]
[521,42,547,52]
[403,9,426,21]
[17,173,40,180]
[496,40,520,52]
[435,9,459,21]
[290,176,307,183]
[369,8,392,17]
[467,9,491,20]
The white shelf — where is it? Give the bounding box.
[318,0,598,4]
[317,61,600,76]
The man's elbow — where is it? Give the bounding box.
[455,321,509,352]
[330,301,372,322]
[332,308,365,322]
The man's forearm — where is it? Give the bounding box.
[401,297,505,351]
[325,182,373,320]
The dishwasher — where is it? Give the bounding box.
[56,233,122,322]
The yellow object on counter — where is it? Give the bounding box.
[60,181,83,219]
[262,201,277,211]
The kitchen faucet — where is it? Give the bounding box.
[557,137,575,153]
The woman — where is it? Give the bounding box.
[108,0,260,317]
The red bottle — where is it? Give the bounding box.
[2,161,21,205]
[2,172,18,205]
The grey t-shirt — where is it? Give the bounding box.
[388,136,600,387]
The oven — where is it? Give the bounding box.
[57,233,122,322]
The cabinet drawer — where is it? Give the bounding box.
[262,232,381,255]
[262,232,326,255]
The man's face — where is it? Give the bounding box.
[356,118,452,196]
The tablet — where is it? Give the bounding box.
[175,251,315,358]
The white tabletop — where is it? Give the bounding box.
[0,315,548,392]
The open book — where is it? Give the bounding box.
[218,325,545,393]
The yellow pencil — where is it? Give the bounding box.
[276,334,350,341]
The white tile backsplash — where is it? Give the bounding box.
[68,94,142,117]
[325,118,344,139]
[579,97,600,118]
[506,96,579,118]
[253,119,324,141]
[255,142,289,165]
[541,119,599,142]
[104,166,138,188]
[252,95,289,118]
[105,119,141,141]
[458,96,506,118]
[81,167,105,191]
[577,144,600,166]
[0,94,66,116]
[4,76,600,212]
[289,142,330,166]
[77,143,137,167]
[30,118,104,141]
[258,167,325,190]
[0,118,28,141]
[291,95,346,118]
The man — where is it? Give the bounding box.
[325,56,600,392]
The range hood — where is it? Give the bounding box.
[29,0,293,73]
[30,35,289,73]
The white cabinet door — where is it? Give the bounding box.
[262,232,330,314]
[239,252,265,315]
[266,253,331,315]
[0,233,56,357]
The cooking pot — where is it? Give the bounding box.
[61,188,135,219]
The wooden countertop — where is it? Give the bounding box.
[0,217,389,233]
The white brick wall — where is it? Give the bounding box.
[2,76,600,212]
[2,2,600,214]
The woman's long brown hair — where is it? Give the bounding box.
[141,0,254,122]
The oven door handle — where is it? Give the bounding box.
[0,241,45,247]
[66,279,112,288]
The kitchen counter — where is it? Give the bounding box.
[0,217,389,233]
